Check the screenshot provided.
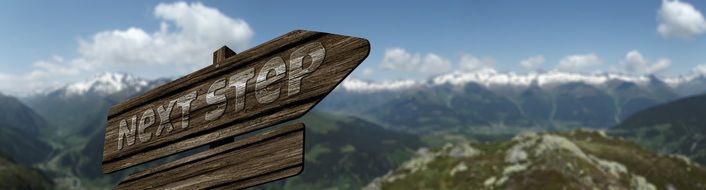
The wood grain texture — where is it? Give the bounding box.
[208,46,237,149]
[212,166,303,190]
[101,30,369,173]
[212,46,237,64]
[115,123,305,190]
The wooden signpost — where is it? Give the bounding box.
[101,30,370,189]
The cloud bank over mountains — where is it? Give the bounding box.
[2,0,706,96]
[374,48,683,78]
[621,50,671,74]
[342,69,706,93]
[0,2,253,95]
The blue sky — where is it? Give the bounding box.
[1,0,706,94]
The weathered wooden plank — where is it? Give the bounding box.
[116,123,304,190]
[212,166,303,190]
[102,30,369,173]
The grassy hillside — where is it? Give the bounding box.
[368,130,706,189]
[256,111,423,190]
[0,93,54,165]
[612,93,706,164]
[0,151,53,190]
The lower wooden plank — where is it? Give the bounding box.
[116,123,304,190]
[213,165,303,190]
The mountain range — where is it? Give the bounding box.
[0,93,54,165]
[23,73,169,138]
[320,70,701,131]
[342,70,706,96]
[1,71,706,189]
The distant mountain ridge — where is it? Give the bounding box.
[13,70,706,98]
[60,72,150,97]
[0,93,52,135]
[2,71,705,189]
[320,71,689,130]
[342,70,706,96]
[0,93,54,165]
[32,72,157,98]
[16,73,171,188]
[24,73,169,137]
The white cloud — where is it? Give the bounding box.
[459,54,495,72]
[520,55,545,70]
[556,53,603,72]
[381,48,452,74]
[32,55,83,76]
[77,2,252,66]
[362,68,374,76]
[0,56,83,95]
[657,0,706,39]
[0,2,253,95]
[692,64,706,75]
[0,73,58,96]
[621,50,671,74]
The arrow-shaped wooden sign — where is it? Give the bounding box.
[101,30,370,189]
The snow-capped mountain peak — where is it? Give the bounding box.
[431,70,655,88]
[341,70,706,95]
[341,78,420,92]
[62,72,149,96]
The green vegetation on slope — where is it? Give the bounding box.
[257,112,423,190]
[0,93,54,165]
[612,93,706,164]
[367,130,706,190]
[0,151,53,190]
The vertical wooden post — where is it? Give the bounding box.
[210,46,237,148]
[213,46,237,65]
